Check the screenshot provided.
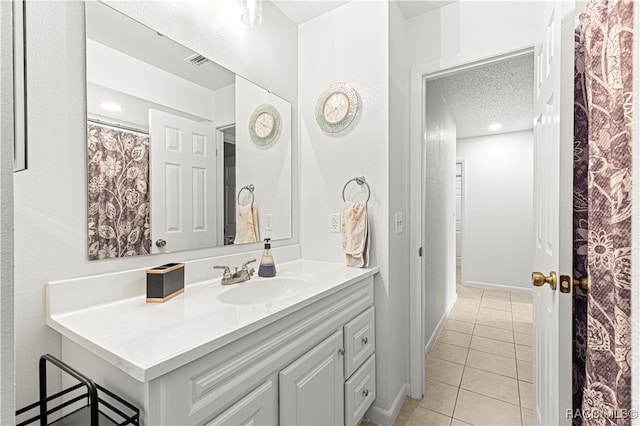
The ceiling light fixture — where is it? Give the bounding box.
[100,102,122,112]
[488,123,503,131]
[240,0,262,27]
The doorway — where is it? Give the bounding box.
[408,47,537,406]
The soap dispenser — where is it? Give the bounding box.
[258,238,276,277]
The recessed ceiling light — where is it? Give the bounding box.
[488,123,503,131]
[100,102,122,112]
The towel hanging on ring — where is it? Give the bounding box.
[341,201,369,268]
[234,185,259,244]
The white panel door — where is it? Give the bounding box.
[279,330,344,426]
[149,109,217,253]
[532,2,574,425]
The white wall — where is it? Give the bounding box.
[1,1,16,420]
[423,83,457,349]
[407,1,545,68]
[15,1,297,407]
[387,0,411,416]
[235,76,292,241]
[87,39,215,122]
[457,131,534,290]
[299,2,412,423]
[213,83,236,129]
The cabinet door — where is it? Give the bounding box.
[206,379,277,425]
[279,330,344,426]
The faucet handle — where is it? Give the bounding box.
[242,259,257,269]
[213,265,231,277]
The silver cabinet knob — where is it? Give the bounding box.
[362,337,368,345]
[155,239,167,247]
[363,389,369,397]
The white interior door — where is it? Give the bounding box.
[149,109,217,253]
[532,2,574,424]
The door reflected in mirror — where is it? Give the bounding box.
[85,2,292,260]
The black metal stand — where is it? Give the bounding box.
[15,354,140,426]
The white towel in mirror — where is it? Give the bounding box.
[234,204,260,244]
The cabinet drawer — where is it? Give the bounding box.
[344,354,376,426]
[344,306,375,378]
[206,379,277,425]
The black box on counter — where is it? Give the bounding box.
[146,263,185,303]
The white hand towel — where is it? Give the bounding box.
[341,201,369,267]
[234,204,260,244]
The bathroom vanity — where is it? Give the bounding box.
[47,260,378,425]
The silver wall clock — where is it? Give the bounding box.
[315,83,360,134]
[249,104,281,147]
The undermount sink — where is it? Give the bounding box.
[215,274,317,305]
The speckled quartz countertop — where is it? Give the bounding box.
[46,260,378,382]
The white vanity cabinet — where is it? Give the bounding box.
[206,378,278,425]
[279,330,345,425]
[58,273,376,426]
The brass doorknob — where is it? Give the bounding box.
[532,271,557,290]
[575,276,589,291]
[155,239,167,247]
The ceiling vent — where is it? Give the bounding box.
[184,54,212,68]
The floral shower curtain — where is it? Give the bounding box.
[573,0,633,424]
[87,122,151,260]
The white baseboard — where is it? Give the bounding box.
[424,293,458,354]
[464,280,532,294]
[365,383,410,425]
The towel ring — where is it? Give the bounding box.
[342,176,371,205]
[237,184,255,207]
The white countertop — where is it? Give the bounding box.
[47,260,378,382]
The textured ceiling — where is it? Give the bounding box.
[430,54,534,139]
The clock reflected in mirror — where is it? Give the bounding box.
[249,104,281,147]
[315,83,361,134]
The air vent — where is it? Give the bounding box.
[184,54,212,68]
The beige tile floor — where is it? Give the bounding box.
[364,279,533,426]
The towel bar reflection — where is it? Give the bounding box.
[237,184,255,207]
[342,176,371,205]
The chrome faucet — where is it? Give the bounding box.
[214,259,256,285]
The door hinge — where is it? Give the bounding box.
[418,247,423,257]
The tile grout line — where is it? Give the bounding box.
[418,287,532,426]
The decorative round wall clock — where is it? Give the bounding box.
[315,83,360,134]
[248,104,281,147]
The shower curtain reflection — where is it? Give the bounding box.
[87,122,151,260]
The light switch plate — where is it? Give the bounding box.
[395,212,403,234]
[265,213,273,231]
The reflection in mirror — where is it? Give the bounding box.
[85,2,292,260]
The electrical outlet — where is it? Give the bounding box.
[330,213,341,233]
[265,213,273,231]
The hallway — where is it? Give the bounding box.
[395,285,533,425]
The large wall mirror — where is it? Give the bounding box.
[85,2,292,260]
